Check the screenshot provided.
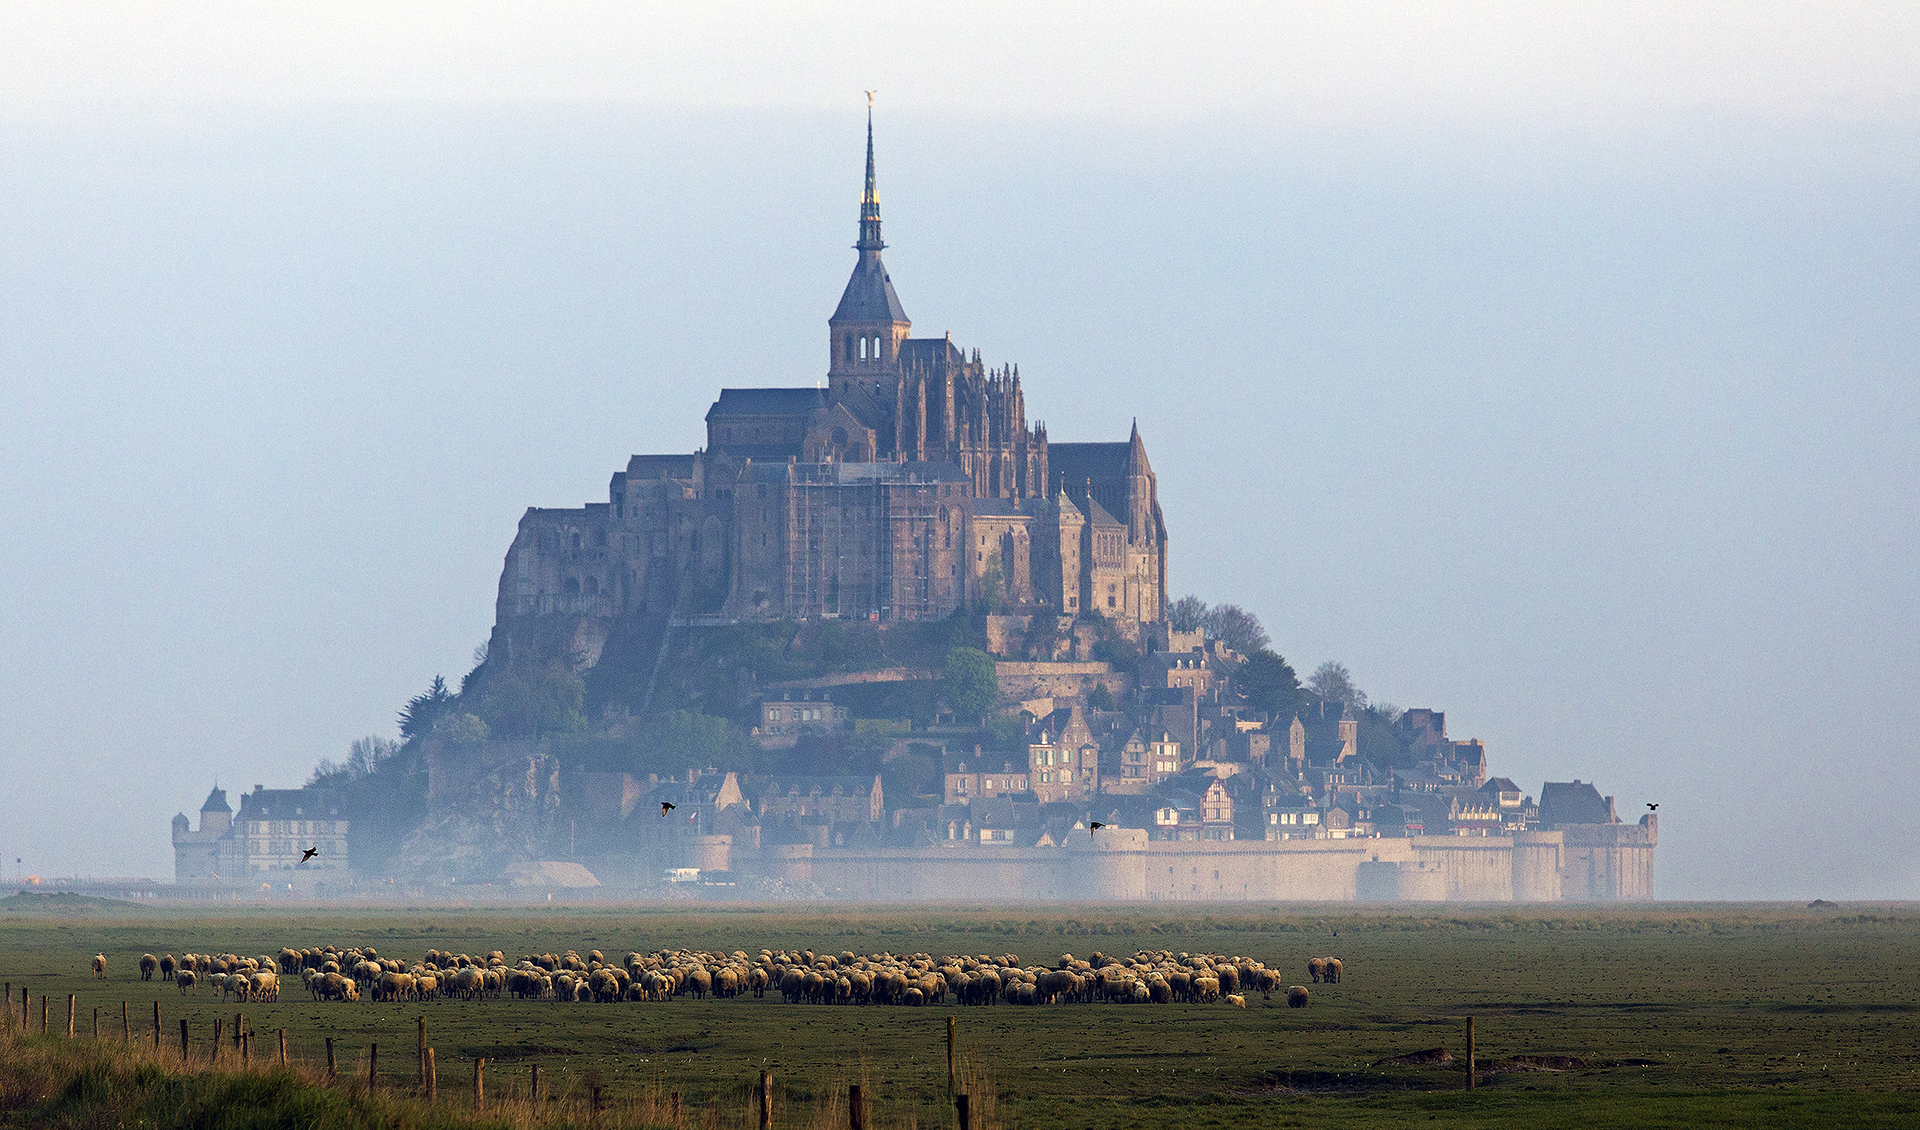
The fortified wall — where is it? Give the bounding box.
[721,817,1656,903]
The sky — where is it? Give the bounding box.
[0,4,1914,898]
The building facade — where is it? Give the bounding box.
[490,114,1170,653]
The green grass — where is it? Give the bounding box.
[1,903,1916,1128]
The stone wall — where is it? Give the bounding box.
[769,826,1653,903]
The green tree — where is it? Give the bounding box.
[942,647,999,723]
[1237,648,1303,722]
[398,675,455,740]
[475,664,587,737]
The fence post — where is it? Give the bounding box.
[369,1043,378,1091]
[279,1028,287,1067]
[473,1057,485,1113]
[530,1063,540,1107]
[92,1006,97,1040]
[1465,1016,1476,1091]
[326,1037,336,1083]
[233,1013,243,1049]
[849,1082,865,1130]
[425,1047,436,1100]
[418,1016,427,1089]
[759,1070,773,1129]
[671,1090,681,1125]
[179,1019,188,1061]
[40,995,48,1035]
[65,995,73,1039]
[122,1002,130,1043]
[152,1002,160,1051]
[948,1015,956,1095]
[955,1092,972,1130]
[213,1019,221,1062]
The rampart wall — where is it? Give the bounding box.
[748,820,1656,902]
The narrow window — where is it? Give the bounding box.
[860,337,868,360]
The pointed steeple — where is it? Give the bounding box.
[830,101,910,384]
[858,105,884,253]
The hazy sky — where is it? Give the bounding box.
[1,4,1914,898]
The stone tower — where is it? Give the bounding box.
[828,108,911,392]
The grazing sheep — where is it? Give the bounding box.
[139,953,158,981]
[159,955,176,981]
[1287,985,1309,1008]
[91,954,108,979]
[1226,994,1247,1009]
[1307,958,1327,984]
[176,970,198,994]
[1325,958,1343,984]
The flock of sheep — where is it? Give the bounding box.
[118,945,1344,1010]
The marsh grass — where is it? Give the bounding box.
[2,904,1918,1127]
[0,1026,1005,1130]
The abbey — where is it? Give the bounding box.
[496,116,1169,633]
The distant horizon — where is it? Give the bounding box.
[2,7,1916,899]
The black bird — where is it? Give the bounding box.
[1647,803,1659,811]
[660,801,676,817]
[300,847,319,862]
[1089,822,1106,837]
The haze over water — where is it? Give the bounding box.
[0,4,1914,899]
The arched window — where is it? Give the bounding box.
[845,336,856,362]
[859,337,868,360]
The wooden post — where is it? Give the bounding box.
[425,1047,436,1100]
[279,1028,287,1067]
[234,1013,243,1048]
[473,1056,484,1113]
[40,995,48,1035]
[1465,1015,1476,1090]
[947,1015,957,1095]
[213,1018,222,1062]
[849,1083,865,1130]
[65,995,73,1039]
[369,1043,378,1091]
[152,1002,160,1051]
[417,1016,427,1089]
[670,1090,681,1125]
[178,1019,188,1061]
[122,1002,130,1043]
[91,1006,98,1040]
[326,1037,336,1083]
[955,1092,972,1130]
[530,1063,540,1106]
[759,1070,773,1129]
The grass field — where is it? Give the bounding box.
[1,902,1916,1128]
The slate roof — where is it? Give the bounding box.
[705,388,824,421]
[1538,781,1615,828]
[234,788,345,821]
[832,257,910,324]
[200,787,231,814]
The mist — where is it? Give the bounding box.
[0,92,1913,898]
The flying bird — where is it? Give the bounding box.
[1646,803,1659,811]
[1089,822,1106,837]
[301,847,319,862]
[660,801,676,817]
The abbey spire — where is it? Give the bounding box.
[830,102,910,384]
[858,106,884,254]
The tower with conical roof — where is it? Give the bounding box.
[828,106,911,392]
